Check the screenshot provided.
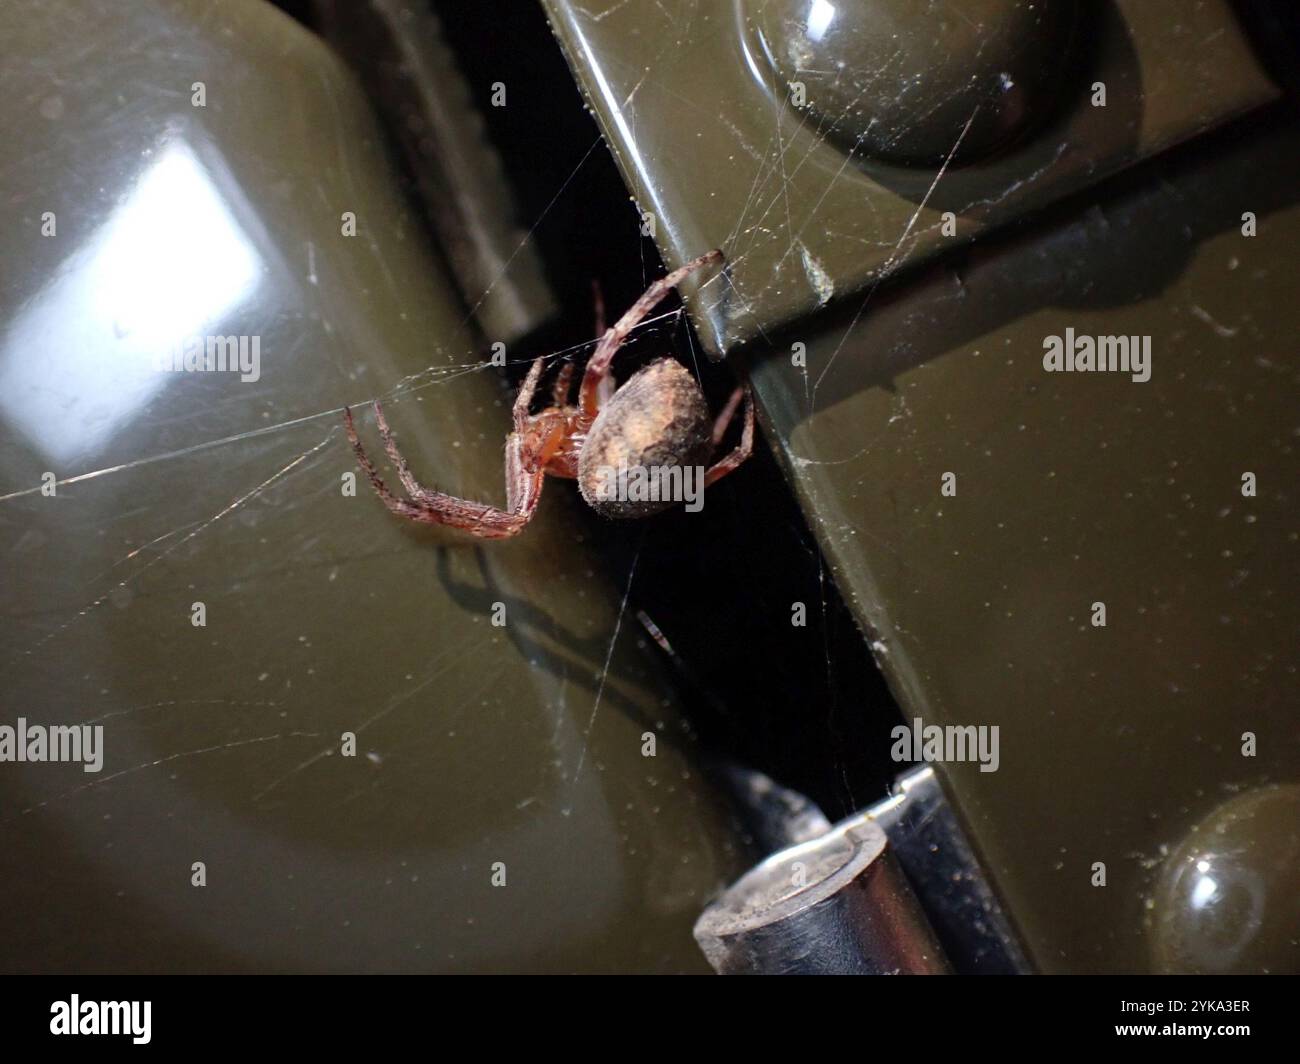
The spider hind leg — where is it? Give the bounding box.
[704,383,754,488]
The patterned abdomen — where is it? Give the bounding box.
[577,359,714,518]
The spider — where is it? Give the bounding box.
[343,249,753,539]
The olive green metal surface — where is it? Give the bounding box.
[0,0,743,972]
[747,125,1299,972]
[543,0,1277,351]
[544,0,1298,972]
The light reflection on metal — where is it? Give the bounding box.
[0,140,261,464]
[694,815,950,974]
[867,766,1032,973]
[694,765,1032,974]
[805,0,836,42]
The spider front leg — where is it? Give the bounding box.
[342,405,440,523]
[579,249,724,416]
[372,400,429,500]
[343,400,548,539]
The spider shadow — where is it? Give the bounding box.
[429,540,697,758]
[432,534,859,858]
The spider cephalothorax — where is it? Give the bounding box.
[343,249,752,538]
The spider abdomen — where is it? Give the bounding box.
[578,359,714,518]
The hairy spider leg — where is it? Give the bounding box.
[344,390,558,539]
[551,363,575,406]
[513,355,546,430]
[579,249,724,417]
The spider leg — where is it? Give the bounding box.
[372,400,429,500]
[343,405,442,521]
[579,249,724,417]
[710,384,747,449]
[592,277,606,337]
[551,362,575,405]
[343,405,548,539]
[513,356,547,432]
[703,383,754,488]
[545,275,603,408]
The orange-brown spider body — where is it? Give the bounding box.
[343,250,752,538]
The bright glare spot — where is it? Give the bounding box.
[806,0,836,43]
[0,141,261,463]
[1190,875,1218,909]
